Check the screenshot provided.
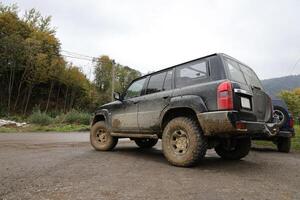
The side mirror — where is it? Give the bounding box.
[113,92,123,101]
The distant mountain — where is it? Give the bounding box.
[262,75,300,98]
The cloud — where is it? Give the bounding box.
[4,0,300,79]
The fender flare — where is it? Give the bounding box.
[159,95,208,128]
[93,109,110,128]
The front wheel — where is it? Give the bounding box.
[215,137,251,160]
[90,121,118,151]
[277,137,291,153]
[134,138,158,148]
[162,117,207,167]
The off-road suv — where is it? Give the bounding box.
[90,53,278,167]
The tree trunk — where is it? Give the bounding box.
[23,85,33,115]
[45,81,54,113]
[55,85,61,110]
[63,86,69,113]
[14,67,27,111]
[7,64,15,116]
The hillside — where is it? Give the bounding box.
[262,75,300,98]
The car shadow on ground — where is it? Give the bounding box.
[107,145,261,172]
[251,146,277,153]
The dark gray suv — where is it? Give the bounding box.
[90,53,278,167]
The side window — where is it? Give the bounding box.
[146,72,166,94]
[240,64,263,89]
[163,70,173,91]
[175,61,208,88]
[124,78,146,99]
[225,58,247,84]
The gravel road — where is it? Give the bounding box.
[0,132,300,200]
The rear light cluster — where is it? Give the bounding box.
[217,81,233,110]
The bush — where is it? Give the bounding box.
[28,110,53,125]
[62,110,91,125]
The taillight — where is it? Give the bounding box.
[217,81,233,110]
[289,116,294,128]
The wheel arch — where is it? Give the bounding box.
[160,95,207,130]
[92,109,110,127]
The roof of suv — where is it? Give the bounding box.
[137,53,219,79]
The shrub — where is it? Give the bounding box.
[62,110,91,125]
[28,110,53,125]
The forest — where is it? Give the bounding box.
[0,3,141,117]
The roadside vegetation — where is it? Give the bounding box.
[0,3,141,125]
[0,108,91,132]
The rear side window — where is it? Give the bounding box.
[146,72,166,94]
[225,58,247,84]
[240,64,263,89]
[175,61,208,88]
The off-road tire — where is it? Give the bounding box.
[162,117,207,167]
[134,138,158,148]
[215,137,251,160]
[90,121,118,151]
[277,137,291,153]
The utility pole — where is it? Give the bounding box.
[111,60,115,101]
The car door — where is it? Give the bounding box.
[111,77,147,132]
[138,70,174,132]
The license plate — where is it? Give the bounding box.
[241,97,251,109]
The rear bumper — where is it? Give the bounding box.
[197,111,278,137]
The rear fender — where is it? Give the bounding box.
[160,95,208,127]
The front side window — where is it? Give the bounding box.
[175,61,208,88]
[225,58,247,84]
[240,64,263,89]
[124,78,146,99]
[146,72,166,94]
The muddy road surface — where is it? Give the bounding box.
[0,132,300,200]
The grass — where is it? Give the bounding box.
[254,125,300,151]
[0,124,90,133]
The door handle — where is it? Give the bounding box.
[133,101,139,104]
[162,96,170,99]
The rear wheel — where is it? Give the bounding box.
[162,117,207,167]
[90,121,118,151]
[277,137,291,153]
[134,138,158,148]
[215,137,251,160]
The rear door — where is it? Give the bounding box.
[224,57,272,122]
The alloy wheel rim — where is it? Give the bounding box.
[274,109,285,124]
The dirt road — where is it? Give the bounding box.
[0,132,299,200]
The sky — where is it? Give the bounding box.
[3,0,300,79]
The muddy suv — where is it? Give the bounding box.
[90,53,278,167]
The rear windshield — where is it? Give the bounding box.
[224,58,263,89]
[224,58,247,84]
[239,64,263,89]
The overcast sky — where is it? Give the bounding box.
[4,0,300,79]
